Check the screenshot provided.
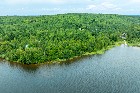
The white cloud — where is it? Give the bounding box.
[101,2,117,9]
[86,5,96,10]
[86,2,123,14]
[130,0,140,3]
[86,2,120,11]
[114,8,121,11]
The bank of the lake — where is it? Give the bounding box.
[1,41,123,65]
[128,43,140,47]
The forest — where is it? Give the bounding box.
[0,13,140,64]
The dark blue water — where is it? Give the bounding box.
[1,45,140,93]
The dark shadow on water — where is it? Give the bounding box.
[0,50,108,73]
[8,61,40,73]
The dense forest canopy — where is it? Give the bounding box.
[0,13,140,64]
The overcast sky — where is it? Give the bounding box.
[0,0,140,16]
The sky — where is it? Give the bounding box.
[0,0,140,16]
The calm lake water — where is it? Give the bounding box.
[1,45,140,93]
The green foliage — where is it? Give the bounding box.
[0,13,140,64]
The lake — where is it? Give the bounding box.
[1,44,140,93]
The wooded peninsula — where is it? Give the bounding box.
[0,13,140,64]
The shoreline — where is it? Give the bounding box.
[0,41,124,65]
[127,43,140,47]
